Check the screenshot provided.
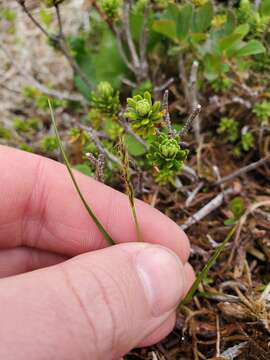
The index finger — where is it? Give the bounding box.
[0,146,190,262]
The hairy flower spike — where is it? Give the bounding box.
[124,91,164,138]
[147,133,189,184]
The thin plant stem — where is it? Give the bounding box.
[118,136,142,242]
[48,100,115,246]
[180,225,237,306]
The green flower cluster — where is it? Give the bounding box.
[253,101,270,122]
[217,117,239,142]
[124,91,164,138]
[99,0,122,21]
[91,81,120,117]
[147,133,189,184]
[238,0,269,35]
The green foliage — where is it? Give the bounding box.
[147,133,188,184]
[99,0,122,21]
[74,163,94,177]
[224,196,245,225]
[69,30,128,96]
[19,144,34,153]
[91,81,120,117]
[0,125,12,140]
[253,101,270,121]
[0,8,16,22]
[104,120,123,140]
[217,117,255,155]
[13,117,41,133]
[41,136,58,153]
[152,1,266,82]
[124,91,164,138]
[22,87,66,109]
[217,117,239,142]
[241,131,254,152]
[39,6,53,28]
[238,0,270,36]
[125,135,146,156]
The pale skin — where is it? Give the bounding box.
[0,145,194,359]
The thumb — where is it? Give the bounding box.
[0,243,190,360]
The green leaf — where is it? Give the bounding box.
[93,30,128,88]
[217,24,250,54]
[218,32,243,52]
[235,40,266,57]
[176,3,193,40]
[203,54,223,80]
[234,23,250,37]
[193,1,213,33]
[126,135,147,156]
[130,13,144,42]
[74,163,94,177]
[48,100,115,246]
[152,19,177,41]
[260,0,270,16]
[163,3,179,22]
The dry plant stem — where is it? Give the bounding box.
[162,90,175,138]
[118,116,148,150]
[181,188,234,231]
[16,0,92,90]
[91,1,135,73]
[139,4,150,80]
[185,182,204,207]
[123,2,140,69]
[154,77,175,93]
[216,315,221,357]
[55,4,63,37]
[0,44,86,104]
[82,125,122,166]
[48,100,115,246]
[214,154,270,186]
[228,200,270,265]
[118,136,142,242]
[220,342,248,359]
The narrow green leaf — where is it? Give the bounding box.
[180,225,237,306]
[48,99,115,246]
[193,1,213,33]
[235,40,266,57]
[218,32,243,52]
[152,19,177,41]
[260,0,270,16]
[176,3,193,40]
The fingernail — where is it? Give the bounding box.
[136,246,185,317]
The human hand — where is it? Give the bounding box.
[0,145,194,360]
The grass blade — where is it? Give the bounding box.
[180,225,237,306]
[48,99,115,246]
